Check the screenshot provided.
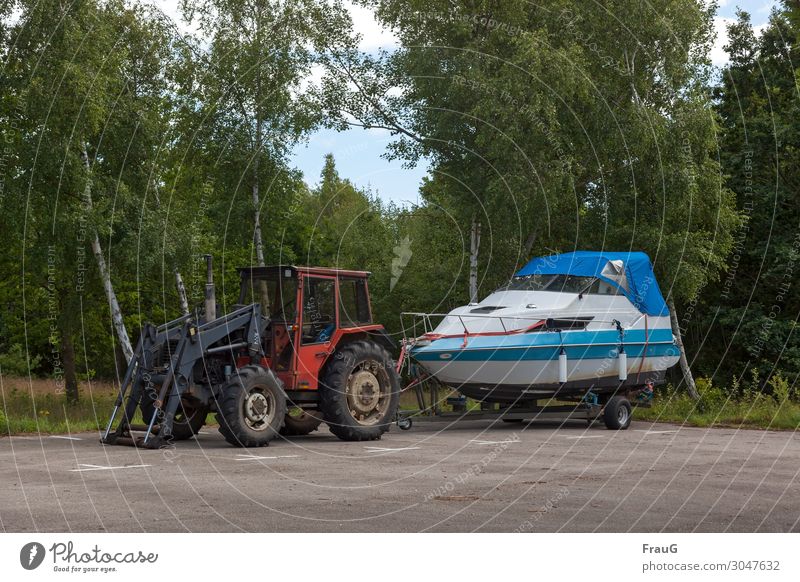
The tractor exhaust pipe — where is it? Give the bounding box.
[204,254,217,322]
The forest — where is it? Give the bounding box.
[0,0,798,412]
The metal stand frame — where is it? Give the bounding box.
[395,373,604,431]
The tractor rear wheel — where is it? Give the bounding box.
[216,365,287,447]
[319,340,400,441]
[280,408,322,436]
[140,396,207,441]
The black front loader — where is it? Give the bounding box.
[102,303,266,449]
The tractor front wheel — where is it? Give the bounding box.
[319,340,400,441]
[140,396,207,441]
[216,365,287,447]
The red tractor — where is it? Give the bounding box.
[102,261,401,448]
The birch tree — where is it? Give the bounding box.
[178,0,353,266]
[2,0,181,395]
[324,0,741,396]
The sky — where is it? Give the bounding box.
[147,0,780,207]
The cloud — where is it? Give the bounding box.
[711,16,736,67]
[711,15,769,68]
[345,0,398,51]
[143,0,397,51]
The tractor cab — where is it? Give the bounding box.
[102,259,399,449]
[237,266,393,401]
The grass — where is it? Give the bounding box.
[2,374,798,435]
[634,391,800,430]
[634,375,800,430]
[0,377,122,435]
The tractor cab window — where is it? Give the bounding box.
[338,277,372,327]
[301,277,336,344]
[241,276,298,321]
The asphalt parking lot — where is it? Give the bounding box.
[1,420,799,532]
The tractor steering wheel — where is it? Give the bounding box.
[272,296,296,322]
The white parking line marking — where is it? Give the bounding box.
[235,454,299,461]
[50,435,82,441]
[70,464,151,472]
[563,435,604,440]
[364,446,421,452]
[469,439,520,445]
[635,430,677,435]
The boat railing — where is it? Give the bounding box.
[400,310,638,342]
[400,311,548,341]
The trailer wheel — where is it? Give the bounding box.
[320,340,400,441]
[140,397,207,441]
[216,365,287,447]
[280,408,322,436]
[603,396,632,430]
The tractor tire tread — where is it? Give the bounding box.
[319,340,400,442]
[215,365,287,447]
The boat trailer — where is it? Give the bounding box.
[393,323,654,433]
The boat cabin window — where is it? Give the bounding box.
[495,274,561,292]
[584,278,621,295]
[497,274,620,296]
[545,275,595,294]
[544,317,593,330]
[470,305,504,313]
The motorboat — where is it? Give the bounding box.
[404,251,680,403]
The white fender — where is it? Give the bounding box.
[559,349,568,383]
[618,349,628,381]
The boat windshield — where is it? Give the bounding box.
[495,274,597,294]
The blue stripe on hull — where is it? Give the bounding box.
[413,343,679,362]
[411,328,678,363]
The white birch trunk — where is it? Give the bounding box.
[81,146,134,363]
[252,117,266,267]
[469,216,481,304]
[174,269,189,315]
[252,180,265,267]
[667,296,699,400]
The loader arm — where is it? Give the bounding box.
[102,303,268,449]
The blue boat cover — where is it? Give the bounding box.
[515,251,669,316]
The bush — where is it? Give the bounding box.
[636,376,800,430]
[695,377,725,413]
[769,373,792,404]
[0,407,7,433]
[0,344,41,377]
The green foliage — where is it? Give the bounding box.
[637,373,800,430]
[0,345,41,378]
[171,0,354,267]
[695,377,726,413]
[692,4,800,382]
[0,0,796,414]
[322,0,741,305]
